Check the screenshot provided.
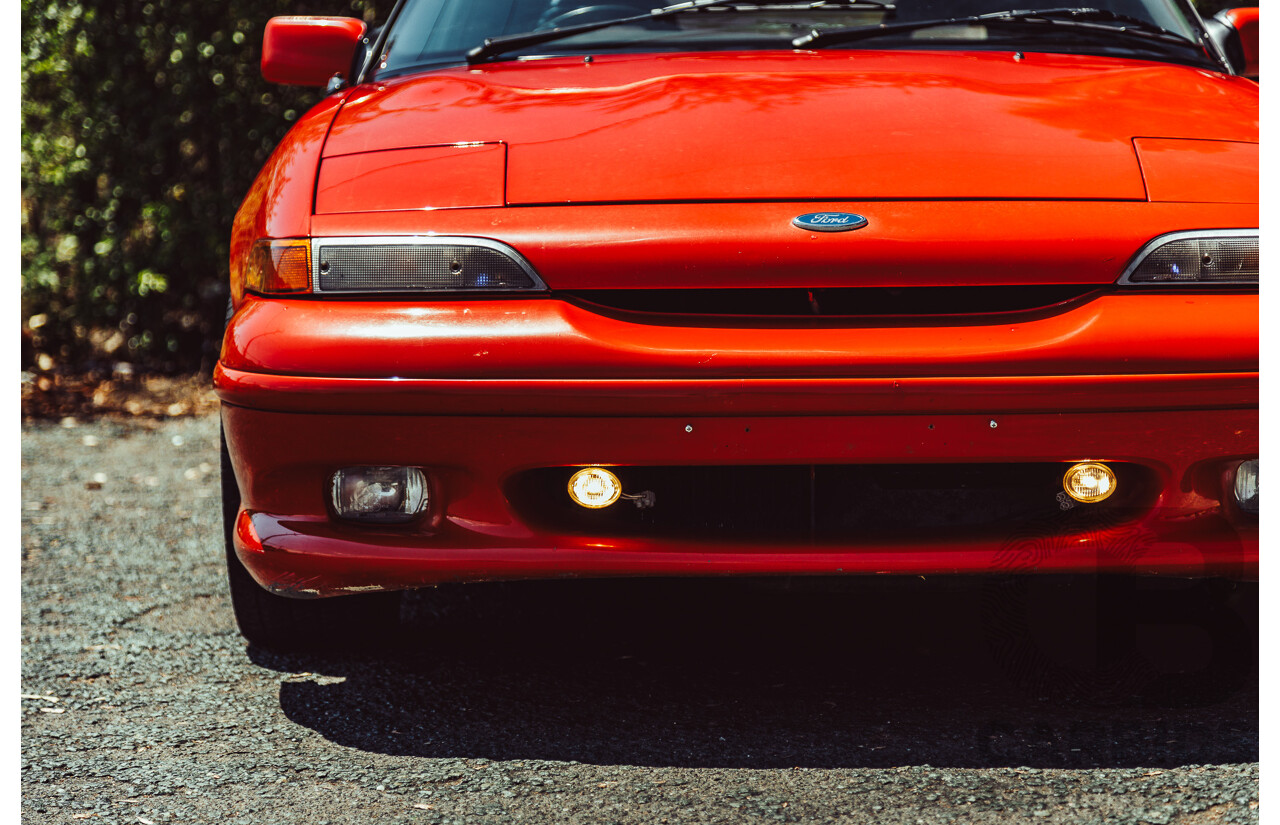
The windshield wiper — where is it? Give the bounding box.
[793,7,1199,52]
[467,0,894,64]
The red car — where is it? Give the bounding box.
[218,0,1258,649]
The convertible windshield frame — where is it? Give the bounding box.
[357,0,408,84]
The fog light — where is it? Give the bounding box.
[1063,462,1117,503]
[329,466,428,523]
[568,467,621,509]
[1234,459,1258,513]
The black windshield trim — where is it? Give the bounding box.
[376,40,1221,82]
[358,0,408,85]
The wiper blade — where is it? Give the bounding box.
[793,6,1197,51]
[467,0,893,64]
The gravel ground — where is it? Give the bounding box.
[22,413,1258,824]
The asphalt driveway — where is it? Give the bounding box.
[21,413,1258,824]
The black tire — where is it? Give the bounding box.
[221,425,401,652]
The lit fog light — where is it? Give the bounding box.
[1234,459,1258,513]
[1063,462,1117,503]
[568,467,622,509]
[329,466,428,523]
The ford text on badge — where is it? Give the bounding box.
[792,213,869,232]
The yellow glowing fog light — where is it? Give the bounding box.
[568,467,622,509]
[1063,462,1117,503]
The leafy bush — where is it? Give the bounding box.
[21,0,379,374]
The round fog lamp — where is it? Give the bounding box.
[1063,462,1117,503]
[568,467,622,509]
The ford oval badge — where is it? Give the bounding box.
[792,212,868,232]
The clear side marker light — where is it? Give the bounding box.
[1234,459,1258,513]
[330,466,428,523]
[568,467,622,509]
[1063,462,1117,503]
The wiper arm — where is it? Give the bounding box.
[793,6,1198,51]
[467,0,893,64]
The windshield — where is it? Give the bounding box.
[375,0,1211,77]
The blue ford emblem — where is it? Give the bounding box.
[792,212,868,232]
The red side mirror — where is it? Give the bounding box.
[1220,7,1259,79]
[262,16,368,87]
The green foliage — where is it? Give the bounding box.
[22,0,380,373]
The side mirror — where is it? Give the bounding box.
[1205,7,1258,80]
[262,16,368,87]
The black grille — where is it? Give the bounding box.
[317,244,535,292]
[562,286,1100,321]
[507,463,1156,543]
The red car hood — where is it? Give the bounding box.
[322,49,1257,205]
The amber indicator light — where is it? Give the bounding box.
[247,239,311,294]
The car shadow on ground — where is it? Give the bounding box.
[250,575,1257,770]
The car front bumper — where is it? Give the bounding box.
[217,290,1258,596]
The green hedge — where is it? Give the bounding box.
[21,0,379,374]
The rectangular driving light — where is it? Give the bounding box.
[1234,459,1258,514]
[311,236,547,294]
[329,466,429,524]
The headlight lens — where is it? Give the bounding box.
[1120,230,1257,285]
[312,236,547,294]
